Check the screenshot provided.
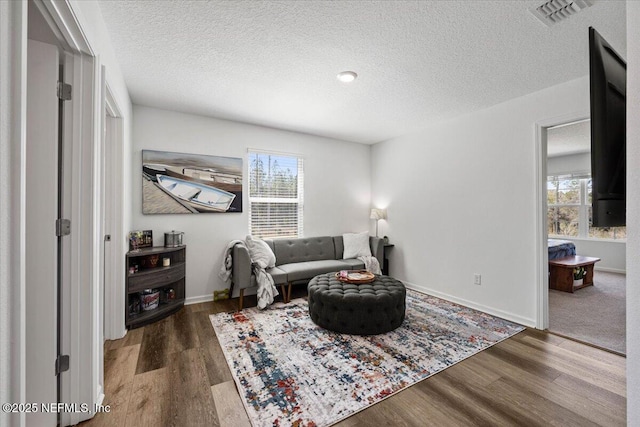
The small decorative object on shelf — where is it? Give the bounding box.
[383,235,389,244]
[140,289,160,311]
[129,230,153,251]
[573,266,586,286]
[126,245,186,329]
[164,230,184,248]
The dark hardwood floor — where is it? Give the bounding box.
[80,288,626,426]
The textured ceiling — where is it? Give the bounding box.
[97,0,626,144]
[548,120,591,157]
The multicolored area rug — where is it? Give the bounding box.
[210,289,524,427]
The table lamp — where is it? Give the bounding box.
[370,208,387,237]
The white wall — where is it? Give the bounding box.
[626,1,639,424]
[371,77,590,326]
[132,106,371,302]
[569,239,625,273]
[547,152,626,273]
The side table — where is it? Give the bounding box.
[383,243,394,275]
[549,255,600,293]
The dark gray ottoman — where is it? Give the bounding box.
[307,273,406,335]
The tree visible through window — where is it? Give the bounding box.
[547,175,625,240]
[248,151,303,238]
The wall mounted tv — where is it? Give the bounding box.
[589,27,626,227]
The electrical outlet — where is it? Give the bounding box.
[474,274,481,285]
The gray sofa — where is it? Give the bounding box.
[233,235,384,309]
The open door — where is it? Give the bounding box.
[25,38,59,426]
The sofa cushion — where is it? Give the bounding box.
[245,235,276,268]
[273,237,335,265]
[266,266,288,284]
[343,232,372,259]
[338,258,366,269]
[278,260,349,282]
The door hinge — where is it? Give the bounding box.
[55,354,69,375]
[56,218,71,236]
[57,82,72,101]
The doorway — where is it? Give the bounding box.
[541,119,627,354]
[23,1,106,425]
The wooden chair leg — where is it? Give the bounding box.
[238,288,244,311]
[280,285,287,303]
[287,282,292,303]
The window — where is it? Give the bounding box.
[248,150,303,238]
[547,174,625,240]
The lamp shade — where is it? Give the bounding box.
[370,208,387,220]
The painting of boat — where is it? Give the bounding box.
[165,168,241,193]
[156,175,236,213]
[142,149,242,214]
[142,164,168,182]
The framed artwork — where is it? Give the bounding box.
[142,149,242,214]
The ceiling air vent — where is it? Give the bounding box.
[530,0,592,26]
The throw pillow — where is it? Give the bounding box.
[245,235,276,269]
[343,231,371,259]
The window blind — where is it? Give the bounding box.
[248,150,303,238]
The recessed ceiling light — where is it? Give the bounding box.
[337,71,357,83]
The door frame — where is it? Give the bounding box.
[534,109,590,330]
[103,83,126,341]
[5,1,105,425]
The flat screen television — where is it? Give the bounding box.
[589,27,626,227]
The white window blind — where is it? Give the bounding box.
[248,150,304,238]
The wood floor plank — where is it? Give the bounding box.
[553,372,628,411]
[107,327,144,351]
[81,380,133,427]
[486,378,601,427]
[414,371,526,426]
[104,344,140,395]
[556,335,627,367]
[498,337,626,397]
[441,355,501,387]
[168,348,219,427]
[474,350,626,426]
[187,300,216,313]
[135,318,169,374]
[194,311,233,386]
[513,333,625,379]
[211,381,251,427]
[166,306,200,353]
[125,367,171,427]
[480,342,563,382]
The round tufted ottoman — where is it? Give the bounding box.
[307,273,406,335]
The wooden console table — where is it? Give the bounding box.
[549,255,600,293]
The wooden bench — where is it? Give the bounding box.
[549,255,601,293]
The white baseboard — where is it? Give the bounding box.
[185,294,214,305]
[402,281,536,328]
[595,266,626,274]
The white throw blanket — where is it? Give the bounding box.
[358,255,381,275]
[219,239,278,309]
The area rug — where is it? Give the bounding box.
[210,289,524,427]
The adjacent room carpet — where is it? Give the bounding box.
[549,270,626,354]
[210,289,524,427]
